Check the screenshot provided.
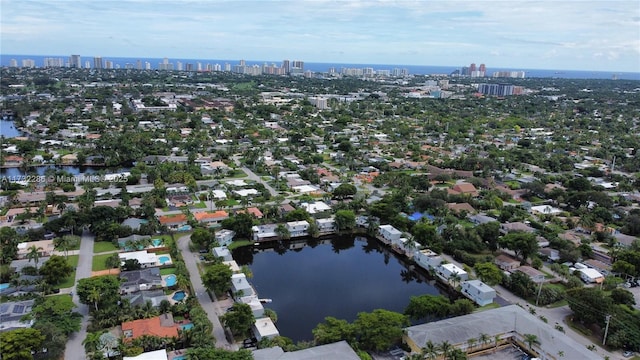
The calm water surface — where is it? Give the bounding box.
[233,236,446,342]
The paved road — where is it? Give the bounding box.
[176,234,238,351]
[64,228,94,360]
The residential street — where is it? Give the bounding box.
[64,228,94,360]
[176,234,238,350]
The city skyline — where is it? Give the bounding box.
[1,0,639,73]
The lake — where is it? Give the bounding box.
[0,165,131,177]
[0,119,22,138]
[233,236,447,342]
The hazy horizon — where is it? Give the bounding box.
[1,1,639,73]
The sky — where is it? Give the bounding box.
[1,0,639,72]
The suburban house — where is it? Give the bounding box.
[286,220,310,238]
[446,202,477,214]
[413,249,443,271]
[469,214,498,225]
[16,240,55,259]
[215,229,236,247]
[583,259,611,276]
[300,201,332,216]
[0,300,35,332]
[515,266,545,283]
[119,268,163,295]
[530,205,562,216]
[231,273,255,298]
[213,247,233,262]
[378,224,402,244]
[252,224,279,242]
[239,295,265,318]
[539,248,560,261]
[435,263,468,283]
[449,182,479,197]
[461,280,496,306]
[500,222,536,234]
[123,289,167,307]
[158,214,188,230]
[123,349,168,360]
[316,217,337,235]
[494,254,520,271]
[119,251,159,268]
[237,207,264,219]
[577,268,605,284]
[253,341,361,360]
[253,317,280,341]
[122,314,179,341]
[193,210,228,227]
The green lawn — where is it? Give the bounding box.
[230,170,248,178]
[57,255,79,289]
[92,253,116,271]
[192,202,207,209]
[160,267,176,275]
[227,239,253,250]
[475,302,501,312]
[94,241,119,253]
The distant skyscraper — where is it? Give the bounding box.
[282,59,290,74]
[105,60,113,69]
[176,61,183,71]
[136,60,142,70]
[479,64,486,73]
[22,59,36,68]
[94,56,103,69]
[469,63,477,72]
[9,59,17,67]
[85,61,91,69]
[224,63,231,71]
[145,61,151,70]
[70,54,81,68]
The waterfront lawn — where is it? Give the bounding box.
[92,253,116,271]
[56,255,79,289]
[94,241,119,253]
[227,240,253,250]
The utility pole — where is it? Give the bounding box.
[535,279,544,306]
[602,314,612,346]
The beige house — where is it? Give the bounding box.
[16,239,55,259]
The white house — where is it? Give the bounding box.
[316,217,337,234]
[414,249,443,271]
[213,247,233,262]
[301,201,332,215]
[378,224,402,244]
[578,268,605,284]
[286,220,310,238]
[231,273,255,297]
[436,263,468,282]
[253,317,279,341]
[119,251,158,268]
[215,229,236,247]
[530,205,562,216]
[461,280,496,306]
[252,224,279,242]
[239,295,265,318]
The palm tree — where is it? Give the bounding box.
[54,235,78,258]
[421,340,438,360]
[439,341,453,359]
[478,333,490,349]
[493,334,501,352]
[83,331,106,356]
[26,245,44,270]
[467,337,477,352]
[275,224,290,240]
[523,333,540,352]
[88,287,101,312]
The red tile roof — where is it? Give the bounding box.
[121,314,179,341]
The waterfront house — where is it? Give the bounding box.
[252,341,361,360]
[413,249,443,271]
[436,263,468,283]
[460,280,496,306]
[252,224,279,242]
[378,224,402,244]
[231,273,255,297]
[316,217,337,235]
[239,295,265,318]
[119,268,163,295]
[286,220,310,238]
[215,229,236,247]
[253,317,279,341]
[213,247,233,262]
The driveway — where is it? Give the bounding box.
[176,234,238,350]
[64,228,94,360]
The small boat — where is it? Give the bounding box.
[259,298,272,303]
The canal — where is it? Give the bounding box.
[233,235,449,342]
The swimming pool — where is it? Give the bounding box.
[172,291,186,301]
[158,255,171,265]
[174,356,186,360]
[165,275,177,287]
[152,239,163,247]
[177,225,192,231]
[0,283,9,290]
[180,323,194,330]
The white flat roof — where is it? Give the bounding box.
[254,317,279,337]
[123,349,168,360]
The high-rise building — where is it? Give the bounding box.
[105,60,113,69]
[85,61,91,69]
[224,63,231,72]
[479,64,486,73]
[469,63,477,72]
[9,59,17,67]
[94,57,103,69]
[282,59,290,74]
[145,61,151,70]
[22,59,36,68]
[70,54,81,68]
[136,60,142,70]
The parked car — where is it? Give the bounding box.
[623,351,634,358]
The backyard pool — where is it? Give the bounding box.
[165,275,177,287]
[152,239,163,247]
[172,291,186,301]
[180,323,194,331]
[0,283,9,290]
[177,225,192,231]
[158,255,171,265]
[173,356,186,360]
